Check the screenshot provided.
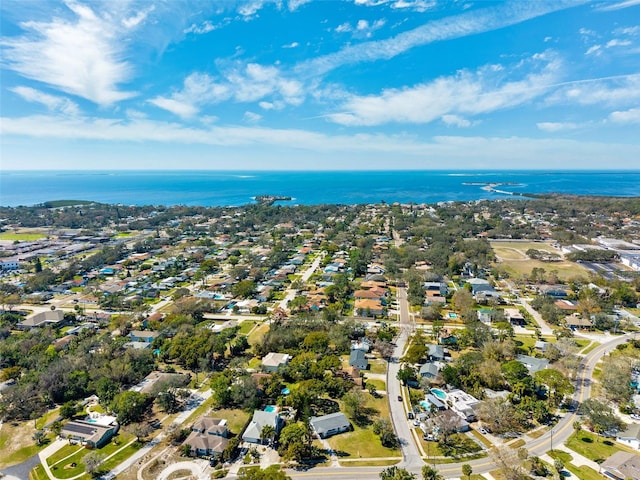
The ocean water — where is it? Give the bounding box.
[1,170,639,207]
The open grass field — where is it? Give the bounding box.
[0,232,47,241]
[247,324,270,346]
[566,431,636,463]
[368,359,387,375]
[0,421,54,469]
[328,392,400,461]
[490,241,589,281]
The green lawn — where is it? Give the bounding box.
[212,408,251,435]
[328,393,400,460]
[47,444,84,466]
[565,464,602,480]
[247,324,270,346]
[36,407,61,430]
[239,320,257,335]
[565,431,633,463]
[30,464,49,480]
[365,379,386,392]
[581,342,599,355]
[368,359,387,375]
[0,232,46,241]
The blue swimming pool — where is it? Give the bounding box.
[431,388,447,400]
[420,400,429,409]
[448,312,457,319]
[264,405,277,413]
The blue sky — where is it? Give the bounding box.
[1,0,639,170]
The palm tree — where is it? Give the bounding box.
[261,424,276,445]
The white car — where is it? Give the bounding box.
[478,427,488,434]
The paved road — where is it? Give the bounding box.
[278,254,323,311]
[519,298,554,336]
[289,329,634,479]
[387,287,423,470]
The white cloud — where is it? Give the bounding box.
[441,115,472,127]
[298,1,586,77]
[609,108,640,124]
[615,26,640,35]
[150,64,304,117]
[598,0,640,11]
[606,39,632,48]
[244,111,263,123]
[0,1,136,105]
[536,122,579,132]
[585,45,602,55]
[579,27,595,36]
[391,0,436,12]
[335,22,352,33]
[353,0,435,12]
[4,113,640,169]
[10,86,80,116]
[327,53,562,126]
[288,0,312,11]
[238,0,267,17]
[544,36,553,42]
[548,74,640,107]
[122,5,155,29]
[184,20,218,35]
[282,41,299,48]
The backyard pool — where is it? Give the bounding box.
[448,312,458,319]
[264,405,278,413]
[430,388,447,400]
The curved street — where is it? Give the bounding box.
[289,295,633,480]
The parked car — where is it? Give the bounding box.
[478,427,488,434]
[398,395,402,401]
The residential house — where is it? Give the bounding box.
[0,257,20,270]
[354,299,384,317]
[565,315,594,330]
[61,417,119,448]
[261,352,292,373]
[448,389,481,422]
[128,330,159,343]
[183,417,230,457]
[601,451,640,480]
[428,345,445,362]
[242,410,283,444]
[504,308,525,326]
[419,363,439,380]
[349,349,369,370]
[310,412,351,439]
[515,354,550,373]
[617,424,640,450]
[17,309,65,330]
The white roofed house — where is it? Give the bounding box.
[261,352,292,373]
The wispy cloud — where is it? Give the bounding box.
[244,111,263,123]
[441,115,473,127]
[4,113,639,168]
[10,86,80,116]
[609,107,640,124]
[597,0,640,11]
[354,0,436,12]
[184,20,218,35]
[298,0,586,77]
[288,0,312,11]
[327,53,562,126]
[282,41,300,48]
[547,73,640,106]
[122,5,155,29]
[149,64,304,118]
[536,121,580,132]
[1,1,138,105]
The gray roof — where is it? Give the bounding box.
[349,349,367,365]
[515,354,550,373]
[310,412,350,436]
[428,344,444,358]
[420,363,439,377]
[242,410,280,441]
[618,424,640,441]
[602,451,640,480]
